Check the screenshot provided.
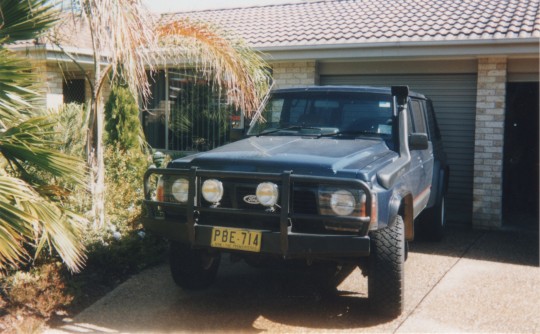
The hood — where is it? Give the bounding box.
[170,136,396,179]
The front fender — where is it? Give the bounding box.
[384,190,414,241]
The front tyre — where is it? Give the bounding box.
[368,215,405,318]
[169,242,221,290]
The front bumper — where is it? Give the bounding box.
[142,217,371,258]
[143,168,374,258]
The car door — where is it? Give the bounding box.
[409,98,434,215]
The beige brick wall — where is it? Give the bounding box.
[32,60,65,109]
[272,61,319,88]
[472,57,507,229]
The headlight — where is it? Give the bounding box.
[171,178,189,203]
[330,190,356,216]
[319,187,366,216]
[202,179,224,203]
[256,182,279,207]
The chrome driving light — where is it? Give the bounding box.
[256,182,279,207]
[202,179,224,204]
[330,189,356,216]
[171,178,189,203]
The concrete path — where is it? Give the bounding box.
[48,227,539,333]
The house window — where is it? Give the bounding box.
[63,79,85,104]
[142,69,239,151]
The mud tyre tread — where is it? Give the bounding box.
[368,215,405,318]
[169,242,221,290]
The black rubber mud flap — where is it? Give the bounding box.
[418,194,446,242]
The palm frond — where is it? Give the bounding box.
[0,175,86,272]
[0,117,87,187]
[157,19,271,117]
[69,0,159,101]
[0,0,58,42]
[0,47,41,127]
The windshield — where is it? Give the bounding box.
[247,91,394,139]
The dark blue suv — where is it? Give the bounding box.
[143,86,448,317]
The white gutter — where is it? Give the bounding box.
[254,38,540,61]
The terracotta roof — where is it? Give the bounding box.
[162,0,540,48]
[8,15,94,52]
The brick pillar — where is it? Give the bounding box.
[272,61,319,88]
[472,57,507,229]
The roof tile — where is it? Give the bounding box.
[162,0,540,48]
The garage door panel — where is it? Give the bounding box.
[321,74,477,224]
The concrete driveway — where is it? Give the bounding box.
[50,227,539,333]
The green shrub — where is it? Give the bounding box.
[55,103,88,158]
[81,231,167,286]
[103,143,150,233]
[105,85,144,152]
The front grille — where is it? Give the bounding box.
[236,185,265,210]
[146,168,372,237]
[200,181,320,214]
[292,190,318,214]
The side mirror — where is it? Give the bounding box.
[391,85,409,107]
[409,133,429,150]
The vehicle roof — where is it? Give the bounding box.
[273,85,427,99]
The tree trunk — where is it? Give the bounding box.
[88,60,106,229]
[89,97,105,229]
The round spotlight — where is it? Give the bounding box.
[171,178,189,203]
[202,179,224,204]
[256,182,279,207]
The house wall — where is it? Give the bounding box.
[272,61,319,88]
[33,59,112,109]
[473,57,507,229]
[33,60,64,109]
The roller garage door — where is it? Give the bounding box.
[321,74,477,224]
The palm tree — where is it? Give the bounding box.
[56,1,271,228]
[0,0,87,272]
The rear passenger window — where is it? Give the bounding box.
[410,100,427,134]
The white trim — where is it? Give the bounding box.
[259,39,540,61]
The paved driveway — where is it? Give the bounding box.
[51,227,539,333]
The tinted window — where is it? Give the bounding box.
[248,91,393,138]
[410,99,427,134]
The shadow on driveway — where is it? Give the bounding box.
[57,226,539,333]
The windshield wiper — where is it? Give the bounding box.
[318,130,381,138]
[256,126,322,137]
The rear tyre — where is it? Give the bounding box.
[169,242,221,290]
[368,215,405,318]
[419,194,446,241]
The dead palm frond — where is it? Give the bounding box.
[156,18,271,117]
[56,0,271,228]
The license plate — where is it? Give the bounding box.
[210,227,262,252]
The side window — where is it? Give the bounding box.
[406,100,414,135]
[410,99,427,134]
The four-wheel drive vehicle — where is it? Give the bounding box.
[142,86,448,317]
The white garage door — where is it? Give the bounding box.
[321,74,477,224]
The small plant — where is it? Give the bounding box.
[3,263,73,318]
